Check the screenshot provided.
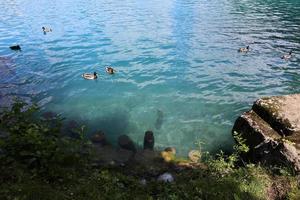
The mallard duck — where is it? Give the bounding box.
[238,46,250,53]
[42,27,52,33]
[281,51,292,60]
[82,72,97,80]
[9,45,21,51]
[106,66,115,74]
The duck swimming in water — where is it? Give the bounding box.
[42,27,52,33]
[106,66,115,74]
[238,46,250,53]
[281,51,292,60]
[9,45,21,51]
[82,72,98,80]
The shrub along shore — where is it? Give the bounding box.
[0,100,299,200]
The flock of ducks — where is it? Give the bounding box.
[8,27,295,81]
[82,66,115,80]
[238,45,293,60]
[9,27,116,80]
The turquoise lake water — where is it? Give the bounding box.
[1,0,300,154]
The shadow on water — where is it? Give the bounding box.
[0,56,16,81]
[155,109,164,130]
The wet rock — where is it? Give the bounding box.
[91,131,108,146]
[118,135,136,153]
[144,130,154,150]
[232,94,300,172]
[157,173,174,183]
[188,150,201,163]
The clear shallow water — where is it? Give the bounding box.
[1,0,300,154]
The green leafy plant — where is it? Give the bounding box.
[0,100,91,181]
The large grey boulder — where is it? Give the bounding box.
[232,94,300,172]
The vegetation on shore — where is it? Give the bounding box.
[0,100,299,200]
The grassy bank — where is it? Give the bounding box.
[0,101,299,200]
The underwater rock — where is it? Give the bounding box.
[155,109,164,130]
[91,131,108,146]
[232,94,300,173]
[188,150,201,163]
[157,173,174,183]
[144,130,154,150]
[118,135,136,152]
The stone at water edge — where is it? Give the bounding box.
[252,94,300,136]
[91,131,108,146]
[144,130,154,150]
[232,93,300,173]
[118,135,136,153]
[188,150,201,163]
[157,173,174,183]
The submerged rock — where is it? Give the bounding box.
[232,94,300,172]
[144,130,154,150]
[118,135,136,153]
[91,131,108,146]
